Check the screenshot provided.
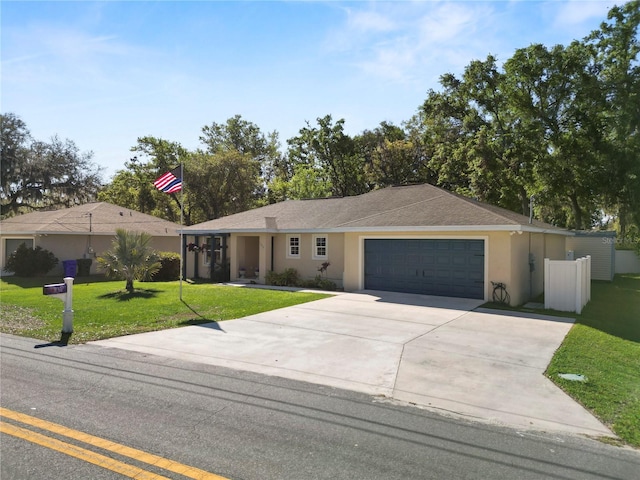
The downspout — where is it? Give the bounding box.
[181,234,188,281]
[529,195,534,301]
[529,232,533,301]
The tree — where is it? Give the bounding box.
[287,115,367,197]
[586,0,640,237]
[97,229,161,293]
[356,122,426,189]
[187,149,262,220]
[131,136,190,224]
[417,38,613,229]
[503,42,607,229]
[1,114,103,218]
[1,113,30,195]
[200,115,282,200]
[99,138,190,224]
[269,164,331,200]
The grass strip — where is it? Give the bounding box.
[0,276,330,344]
[545,274,640,447]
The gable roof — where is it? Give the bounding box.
[0,202,181,236]
[183,184,568,235]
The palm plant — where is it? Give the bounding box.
[97,229,161,293]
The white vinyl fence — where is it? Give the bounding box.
[615,250,640,274]
[544,256,591,314]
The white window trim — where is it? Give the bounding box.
[287,235,301,259]
[312,234,328,260]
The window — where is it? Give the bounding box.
[203,236,222,267]
[5,238,34,256]
[202,237,212,266]
[287,235,300,258]
[313,235,328,259]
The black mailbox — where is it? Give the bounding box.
[43,283,67,295]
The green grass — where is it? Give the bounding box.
[545,274,640,447]
[0,276,330,344]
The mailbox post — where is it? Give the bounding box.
[43,277,74,333]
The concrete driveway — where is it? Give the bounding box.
[92,289,612,438]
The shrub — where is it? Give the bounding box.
[4,243,59,277]
[265,268,299,287]
[299,275,337,291]
[266,270,337,291]
[151,252,181,281]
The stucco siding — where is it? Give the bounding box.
[545,234,566,261]
[266,232,345,287]
[507,233,540,306]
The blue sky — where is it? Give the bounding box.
[1,1,622,181]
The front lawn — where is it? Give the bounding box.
[545,274,640,447]
[0,276,330,344]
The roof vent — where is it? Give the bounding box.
[265,217,277,229]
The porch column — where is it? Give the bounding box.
[181,234,188,280]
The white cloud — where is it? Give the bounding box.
[552,0,617,28]
[346,7,397,33]
[415,2,482,44]
[328,1,497,85]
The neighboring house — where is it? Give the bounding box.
[1,202,182,276]
[181,183,575,306]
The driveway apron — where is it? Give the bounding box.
[91,289,613,438]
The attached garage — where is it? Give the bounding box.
[364,239,485,299]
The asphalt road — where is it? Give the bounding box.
[1,333,638,480]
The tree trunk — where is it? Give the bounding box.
[569,193,583,230]
[618,204,627,241]
[126,279,134,293]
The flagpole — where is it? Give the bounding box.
[179,162,184,301]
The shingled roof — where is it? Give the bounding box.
[183,184,567,234]
[1,202,181,236]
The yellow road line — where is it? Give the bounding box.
[0,422,170,480]
[0,407,229,480]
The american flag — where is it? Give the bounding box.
[153,166,182,193]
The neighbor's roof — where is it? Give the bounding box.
[183,184,568,235]
[0,202,181,236]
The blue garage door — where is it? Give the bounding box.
[364,239,485,299]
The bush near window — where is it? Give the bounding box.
[299,275,337,291]
[151,252,181,281]
[265,268,300,287]
[266,269,337,291]
[4,243,59,277]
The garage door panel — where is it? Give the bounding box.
[452,256,467,266]
[364,239,485,299]
[469,256,484,267]
[436,256,451,266]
